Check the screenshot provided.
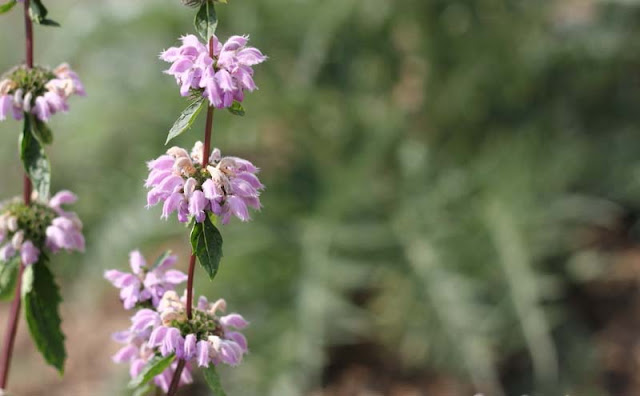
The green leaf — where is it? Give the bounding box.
[40,18,59,26]
[165,97,205,145]
[20,115,51,201]
[131,383,153,396]
[0,0,16,14]
[22,261,66,373]
[194,0,218,41]
[203,366,227,396]
[128,354,176,389]
[0,257,19,300]
[227,101,245,116]
[28,0,47,23]
[33,117,53,145]
[190,215,223,280]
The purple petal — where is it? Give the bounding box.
[220,313,249,329]
[196,340,210,367]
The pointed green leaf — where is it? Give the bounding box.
[20,115,51,200]
[227,101,245,116]
[194,0,218,41]
[190,215,223,280]
[166,97,206,145]
[0,0,16,14]
[22,261,66,373]
[128,354,176,389]
[0,257,19,300]
[33,117,53,145]
[40,18,59,27]
[28,0,47,23]
[131,383,153,396]
[203,366,227,396]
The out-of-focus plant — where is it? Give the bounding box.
[0,0,86,393]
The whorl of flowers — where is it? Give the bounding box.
[0,190,85,266]
[105,251,188,310]
[110,284,249,391]
[111,320,194,393]
[160,34,266,109]
[0,63,85,122]
[146,141,264,224]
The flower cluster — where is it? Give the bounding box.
[160,34,266,109]
[105,251,188,309]
[112,320,194,393]
[107,253,249,392]
[0,190,84,266]
[0,63,85,122]
[146,141,264,224]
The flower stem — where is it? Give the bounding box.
[166,359,186,396]
[185,253,196,320]
[0,263,25,389]
[0,1,33,389]
[167,35,216,396]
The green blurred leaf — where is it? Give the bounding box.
[40,18,60,27]
[0,0,16,14]
[28,0,47,23]
[227,101,245,117]
[22,261,66,373]
[190,215,223,280]
[20,115,51,201]
[131,383,153,396]
[0,257,19,300]
[203,366,227,396]
[194,0,217,41]
[165,97,205,145]
[129,354,176,389]
[33,117,53,145]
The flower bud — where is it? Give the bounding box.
[11,230,24,249]
[167,147,190,159]
[6,216,18,232]
[13,89,23,107]
[0,79,16,95]
[22,91,32,111]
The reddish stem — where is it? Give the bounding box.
[166,359,186,396]
[202,37,215,168]
[0,264,25,389]
[167,35,216,396]
[185,253,196,320]
[24,0,33,69]
[0,1,33,390]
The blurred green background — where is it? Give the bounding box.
[2,0,640,395]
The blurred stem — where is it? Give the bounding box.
[166,359,186,396]
[185,253,196,320]
[0,0,34,389]
[167,35,216,396]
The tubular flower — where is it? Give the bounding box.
[146,141,264,224]
[108,290,248,393]
[160,34,266,108]
[104,251,188,310]
[147,291,249,367]
[0,63,85,122]
[0,190,84,266]
[112,319,193,393]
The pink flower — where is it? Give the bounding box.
[146,142,264,224]
[160,34,266,109]
[104,251,187,309]
[0,63,85,123]
[0,190,84,266]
